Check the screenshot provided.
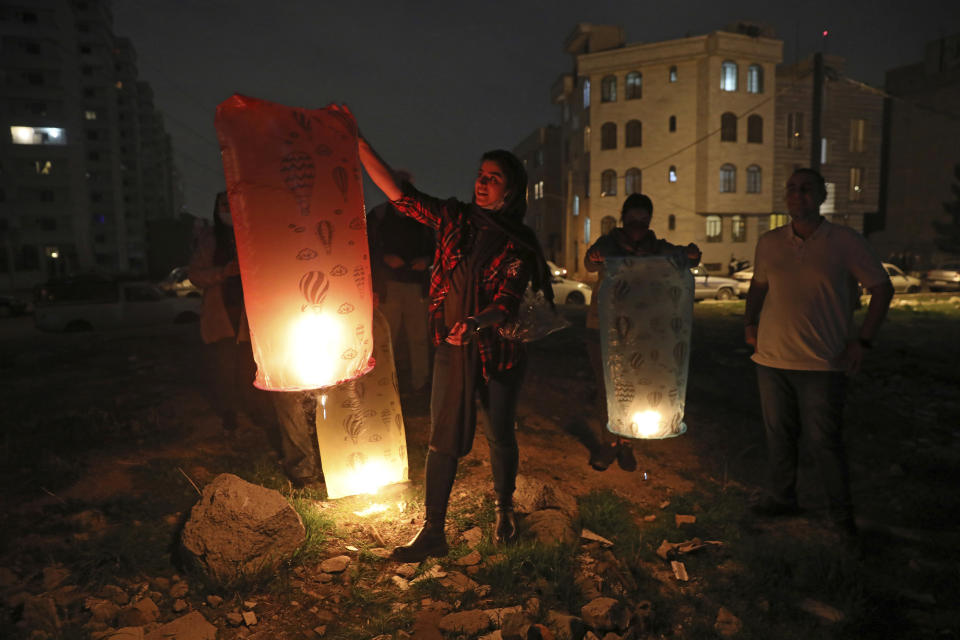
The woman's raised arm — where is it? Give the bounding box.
[331,104,403,201]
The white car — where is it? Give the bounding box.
[690,266,740,300]
[546,260,568,277]
[34,280,201,332]
[731,267,754,297]
[882,263,921,294]
[550,275,592,305]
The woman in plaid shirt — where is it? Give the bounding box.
[350,108,553,562]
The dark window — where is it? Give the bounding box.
[625,72,642,99]
[601,122,617,150]
[601,75,617,102]
[669,115,677,132]
[16,245,39,270]
[747,115,763,143]
[746,165,762,193]
[732,215,746,242]
[625,168,641,195]
[40,190,54,202]
[625,120,642,147]
[601,170,617,196]
[721,112,737,142]
[719,164,736,192]
[787,112,804,148]
[668,214,676,230]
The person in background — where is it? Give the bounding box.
[187,192,259,432]
[350,103,553,563]
[745,168,894,542]
[367,170,435,395]
[583,193,701,472]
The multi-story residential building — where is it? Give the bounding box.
[773,55,884,236]
[550,23,781,275]
[872,33,960,269]
[513,125,564,264]
[0,0,177,291]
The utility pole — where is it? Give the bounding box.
[810,51,824,172]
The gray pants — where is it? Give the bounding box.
[271,390,322,480]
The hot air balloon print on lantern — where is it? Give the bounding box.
[598,256,695,439]
[315,309,409,499]
[215,94,373,391]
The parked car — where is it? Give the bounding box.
[157,266,201,297]
[882,263,922,293]
[731,267,754,297]
[690,266,739,300]
[926,262,960,292]
[0,294,28,317]
[546,260,568,277]
[550,275,592,305]
[34,278,200,332]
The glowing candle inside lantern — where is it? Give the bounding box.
[631,410,663,438]
[286,312,344,388]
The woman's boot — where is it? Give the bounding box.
[390,450,457,562]
[389,507,449,562]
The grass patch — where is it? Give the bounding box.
[473,540,581,612]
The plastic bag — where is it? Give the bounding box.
[498,287,570,342]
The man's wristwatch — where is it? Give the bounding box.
[858,337,873,349]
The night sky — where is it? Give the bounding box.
[113,0,960,217]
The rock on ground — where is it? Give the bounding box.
[180,473,305,583]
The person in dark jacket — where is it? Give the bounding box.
[347,106,553,562]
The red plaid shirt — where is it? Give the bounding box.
[390,183,530,379]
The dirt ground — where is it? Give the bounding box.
[2,297,959,639]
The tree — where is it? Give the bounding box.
[933,163,960,256]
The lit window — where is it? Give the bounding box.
[721,61,738,91]
[849,167,864,201]
[601,170,617,197]
[820,138,828,165]
[625,72,642,99]
[719,164,736,192]
[573,195,580,216]
[601,75,617,102]
[747,115,763,143]
[625,120,642,147]
[584,217,591,243]
[706,216,722,242]
[669,115,677,132]
[747,64,764,93]
[10,126,67,145]
[115,80,123,89]
[668,166,678,183]
[34,160,53,175]
[849,118,865,152]
[721,113,737,142]
[601,122,617,150]
[822,183,836,213]
[669,66,678,83]
[746,165,761,193]
[787,112,803,148]
[582,78,591,108]
[85,110,97,120]
[732,215,746,242]
[625,168,641,195]
[769,213,788,229]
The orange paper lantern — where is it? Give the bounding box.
[215,94,373,390]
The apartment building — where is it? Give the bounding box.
[550,23,782,274]
[0,0,177,290]
[513,125,563,264]
[773,55,884,236]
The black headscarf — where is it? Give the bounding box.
[473,150,554,307]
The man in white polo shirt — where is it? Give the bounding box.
[744,168,894,539]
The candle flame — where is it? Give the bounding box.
[353,503,389,517]
[288,312,344,388]
[631,410,663,438]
